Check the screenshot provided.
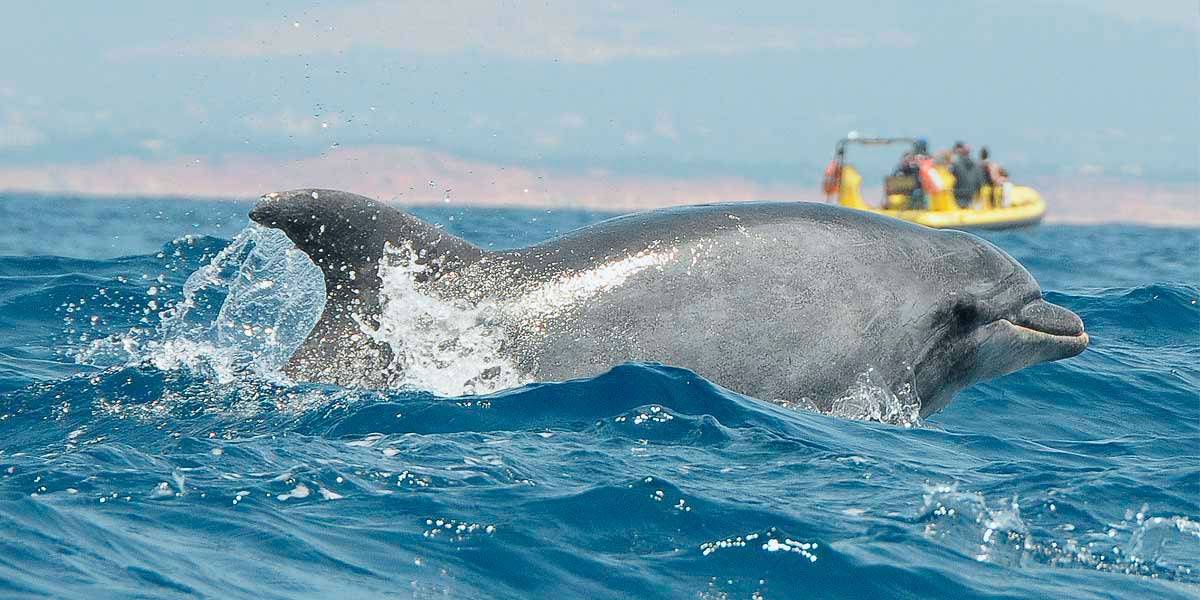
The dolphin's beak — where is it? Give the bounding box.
[1002,298,1089,359]
[917,297,1088,417]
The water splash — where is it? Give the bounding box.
[918,484,1199,580]
[918,483,1031,566]
[828,367,922,427]
[781,367,922,427]
[76,226,324,383]
[367,241,528,396]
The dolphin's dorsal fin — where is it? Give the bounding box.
[250,189,485,386]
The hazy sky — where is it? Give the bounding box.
[1,1,1197,192]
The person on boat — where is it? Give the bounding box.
[928,152,957,211]
[979,146,1006,208]
[950,141,982,208]
[995,167,1012,207]
[893,152,917,179]
[893,139,930,208]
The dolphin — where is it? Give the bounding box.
[249,189,1087,418]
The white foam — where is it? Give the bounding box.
[366,242,527,396]
[277,483,310,501]
[824,367,921,427]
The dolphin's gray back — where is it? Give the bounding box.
[504,202,886,271]
[482,202,942,404]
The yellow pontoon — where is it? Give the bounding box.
[823,136,1045,230]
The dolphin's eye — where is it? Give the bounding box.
[952,299,979,325]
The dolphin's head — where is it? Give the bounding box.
[900,230,1088,416]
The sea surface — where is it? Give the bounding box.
[0,193,1197,599]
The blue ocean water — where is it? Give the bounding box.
[0,193,1197,599]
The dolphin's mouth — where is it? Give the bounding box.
[996,298,1089,358]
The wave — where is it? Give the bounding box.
[4,357,1197,597]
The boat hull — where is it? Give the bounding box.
[865,186,1046,230]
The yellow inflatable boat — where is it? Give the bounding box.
[823,136,1046,230]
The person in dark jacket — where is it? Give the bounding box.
[892,139,930,208]
[950,141,981,208]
